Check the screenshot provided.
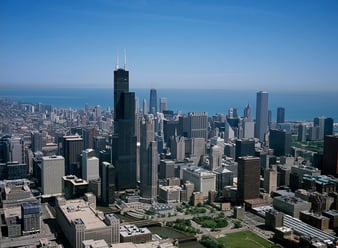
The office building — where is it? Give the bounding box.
[112,61,137,190]
[93,136,106,154]
[41,155,65,195]
[209,145,223,170]
[31,131,43,153]
[187,112,208,141]
[235,139,255,162]
[55,196,120,248]
[159,97,167,113]
[100,161,115,206]
[237,156,260,204]
[322,135,338,176]
[214,166,234,194]
[264,165,278,193]
[140,115,158,201]
[158,185,181,203]
[273,195,311,218]
[81,149,99,181]
[277,107,285,124]
[255,91,269,142]
[159,160,175,179]
[170,135,185,161]
[314,116,325,140]
[269,129,291,156]
[21,202,40,235]
[120,225,152,244]
[149,88,157,115]
[62,175,88,200]
[324,117,334,136]
[183,166,216,197]
[63,135,83,176]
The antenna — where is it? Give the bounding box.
[115,54,119,70]
[124,48,127,69]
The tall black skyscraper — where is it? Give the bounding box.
[277,107,285,124]
[255,91,269,142]
[112,58,137,190]
[149,88,157,115]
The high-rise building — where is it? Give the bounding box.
[170,135,185,161]
[149,88,157,115]
[314,116,325,140]
[159,97,167,113]
[209,145,223,170]
[255,91,269,142]
[140,115,158,201]
[324,118,334,136]
[277,107,285,124]
[298,124,307,142]
[41,155,65,195]
[235,139,255,162]
[81,148,99,181]
[142,99,147,116]
[21,202,41,235]
[31,131,43,153]
[237,156,260,204]
[264,165,278,193]
[244,103,252,120]
[322,135,338,176]
[62,135,83,176]
[112,60,137,190]
[269,129,291,156]
[187,112,208,141]
[101,161,115,206]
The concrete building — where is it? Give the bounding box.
[277,107,285,124]
[62,175,88,200]
[269,129,291,156]
[273,196,312,218]
[237,156,260,204]
[158,160,175,179]
[55,196,120,248]
[214,166,234,194]
[81,149,99,181]
[299,211,330,230]
[120,225,152,244]
[187,112,208,141]
[21,202,40,235]
[235,139,255,162]
[182,166,216,198]
[159,97,167,113]
[41,155,65,195]
[264,165,278,194]
[170,135,185,161]
[62,135,83,176]
[298,124,307,142]
[209,145,223,170]
[140,115,158,202]
[100,161,115,206]
[255,91,269,142]
[158,185,181,203]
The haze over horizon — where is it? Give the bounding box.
[1,0,338,91]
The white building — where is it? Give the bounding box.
[81,149,99,181]
[183,166,216,197]
[41,155,65,195]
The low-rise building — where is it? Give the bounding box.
[120,225,152,244]
[273,196,311,218]
[158,185,180,203]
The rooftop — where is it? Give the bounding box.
[59,198,107,229]
[120,225,151,238]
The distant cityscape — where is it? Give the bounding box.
[0,63,338,248]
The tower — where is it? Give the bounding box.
[277,107,285,124]
[322,135,338,176]
[159,97,167,113]
[255,91,269,142]
[112,55,137,190]
[149,88,157,115]
[140,115,158,202]
[237,156,260,204]
[187,112,208,141]
[63,135,83,176]
[41,155,65,195]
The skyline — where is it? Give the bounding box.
[1,0,338,91]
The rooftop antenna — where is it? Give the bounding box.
[115,54,119,70]
[124,48,127,70]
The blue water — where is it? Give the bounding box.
[1,87,337,122]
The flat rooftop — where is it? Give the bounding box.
[120,225,151,238]
[59,198,106,230]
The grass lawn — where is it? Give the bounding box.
[218,230,273,248]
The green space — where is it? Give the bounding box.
[184,206,207,215]
[166,219,201,235]
[291,137,323,153]
[218,230,274,248]
[193,214,228,230]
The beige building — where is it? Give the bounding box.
[55,195,119,248]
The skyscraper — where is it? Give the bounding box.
[322,135,338,176]
[149,88,157,115]
[277,107,285,124]
[62,135,83,176]
[41,155,65,195]
[112,57,137,190]
[187,112,208,141]
[159,97,167,113]
[269,129,291,156]
[255,91,269,142]
[237,156,260,204]
[140,115,158,201]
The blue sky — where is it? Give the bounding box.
[1,0,338,91]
